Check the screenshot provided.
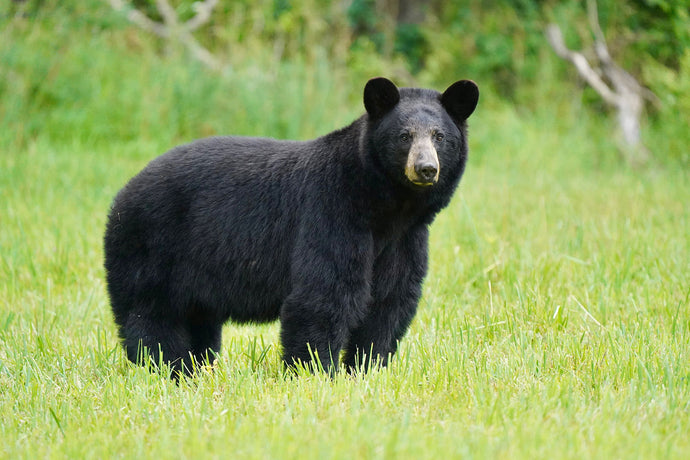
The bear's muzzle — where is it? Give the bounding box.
[405,136,440,186]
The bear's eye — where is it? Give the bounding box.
[434,132,445,142]
[399,132,411,143]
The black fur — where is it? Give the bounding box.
[104,78,479,375]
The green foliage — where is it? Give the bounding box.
[643,49,690,165]
[394,23,428,73]
[628,0,690,67]
[0,4,360,150]
[423,2,544,100]
[3,0,689,164]
[347,0,378,35]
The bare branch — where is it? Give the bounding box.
[587,0,612,65]
[186,0,219,32]
[107,0,169,38]
[107,0,223,71]
[181,33,221,69]
[545,24,620,106]
[155,0,178,28]
[546,2,654,166]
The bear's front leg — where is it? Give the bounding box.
[280,226,374,374]
[343,225,429,372]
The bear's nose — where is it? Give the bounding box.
[415,162,438,183]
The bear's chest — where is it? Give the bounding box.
[371,200,426,254]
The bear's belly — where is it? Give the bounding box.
[170,255,291,324]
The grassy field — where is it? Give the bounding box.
[1,5,689,458]
[1,99,688,458]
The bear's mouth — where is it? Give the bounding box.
[405,164,439,187]
[410,180,435,187]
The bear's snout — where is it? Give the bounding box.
[405,136,440,186]
[415,161,438,183]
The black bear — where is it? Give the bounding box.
[104,77,479,375]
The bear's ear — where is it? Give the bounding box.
[364,77,400,119]
[441,80,479,123]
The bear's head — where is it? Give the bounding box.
[364,77,479,190]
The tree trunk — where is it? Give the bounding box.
[545,0,653,166]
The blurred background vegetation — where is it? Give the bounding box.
[1,0,688,166]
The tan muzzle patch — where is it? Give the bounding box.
[405,136,440,186]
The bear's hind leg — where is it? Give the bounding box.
[120,312,193,375]
[188,316,222,369]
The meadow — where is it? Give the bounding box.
[1,3,689,458]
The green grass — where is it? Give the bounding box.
[1,106,688,458]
